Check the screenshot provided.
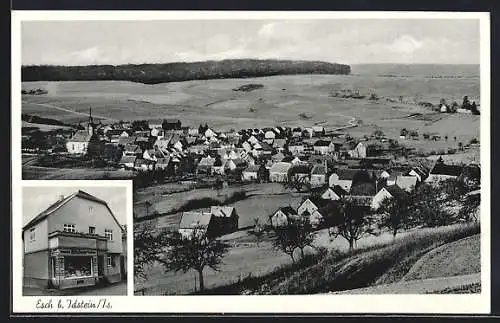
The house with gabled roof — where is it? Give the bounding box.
[371,185,408,210]
[329,169,358,192]
[426,159,463,183]
[22,190,125,290]
[321,185,347,201]
[313,139,335,155]
[273,139,287,152]
[118,155,137,169]
[395,175,418,192]
[196,155,216,175]
[297,198,325,228]
[310,163,328,187]
[269,162,292,182]
[269,206,299,228]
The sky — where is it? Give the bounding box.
[21,19,480,66]
[22,186,128,226]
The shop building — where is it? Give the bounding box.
[23,190,125,290]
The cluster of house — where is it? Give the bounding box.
[177,157,478,237]
[65,109,403,184]
[269,157,473,229]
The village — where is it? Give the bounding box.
[22,102,481,238]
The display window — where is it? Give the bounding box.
[64,256,93,278]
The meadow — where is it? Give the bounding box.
[135,223,480,295]
[134,182,307,229]
[22,64,480,145]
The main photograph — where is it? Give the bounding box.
[20,18,482,295]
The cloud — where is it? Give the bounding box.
[21,20,480,65]
[388,35,424,54]
[68,46,103,64]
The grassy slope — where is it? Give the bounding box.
[402,234,480,281]
[266,223,479,294]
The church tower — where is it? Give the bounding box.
[87,107,95,136]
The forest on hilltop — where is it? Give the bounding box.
[22,59,351,84]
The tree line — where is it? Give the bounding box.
[22,59,351,84]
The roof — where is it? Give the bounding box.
[290,164,311,174]
[384,185,409,200]
[119,155,137,164]
[156,156,170,165]
[273,139,287,148]
[395,176,418,191]
[350,182,377,196]
[336,169,359,180]
[281,156,297,163]
[164,119,181,124]
[118,136,136,145]
[311,164,327,175]
[270,162,292,174]
[430,163,463,176]
[124,144,140,152]
[23,190,121,231]
[331,185,348,197]
[273,206,297,217]
[68,130,92,143]
[179,211,212,229]
[243,165,261,173]
[314,140,331,147]
[350,196,374,206]
[210,206,236,218]
[199,156,216,166]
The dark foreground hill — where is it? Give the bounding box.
[22,59,351,84]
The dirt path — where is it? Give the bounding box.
[329,273,481,294]
[23,100,119,122]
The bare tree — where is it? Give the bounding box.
[272,217,315,263]
[376,195,414,238]
[249,217,264,247]
[155,225,230,293]
[327,197,376,251]
[133,223,165,281]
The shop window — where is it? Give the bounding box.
[29,227,35,242]
[64,256,93,278]
[63,224,76,233]
[105,229,113,241]
[88,226,95,234]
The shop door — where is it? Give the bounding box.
[98,256,105,277]
[120,256,126,280]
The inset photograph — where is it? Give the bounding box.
[22,184,129,296]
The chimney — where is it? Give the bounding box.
[58,194,65,201]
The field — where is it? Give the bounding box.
[135,223,480,295]
[22,165,136,180]
[134,183,307,230]
[22,64,480,147]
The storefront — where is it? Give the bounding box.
[50,248,98,289]
[47,231,112,290]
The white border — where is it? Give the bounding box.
[11,10,491,314]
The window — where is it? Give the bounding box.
[88,226,95,234]
[29,227,35,242]
[105,229,113,241]
[89,206,93,213]
[64,256,92,278]
[107,256,115,267]
[63,224,76,233]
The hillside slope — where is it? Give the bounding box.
[265,223,479,294]
[22,59,351,84]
